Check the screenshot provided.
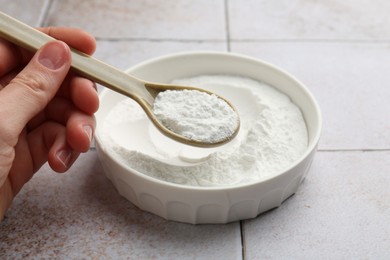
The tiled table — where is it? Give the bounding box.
[1,1,389,259]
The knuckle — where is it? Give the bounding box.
[13,72,47,93]
[11,72,51,104]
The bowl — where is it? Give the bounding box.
[94,51,322,224]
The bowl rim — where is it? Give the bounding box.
[95,50,322,191]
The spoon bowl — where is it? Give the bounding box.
[0,12,240,147]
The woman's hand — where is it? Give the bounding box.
[0,27,99,220]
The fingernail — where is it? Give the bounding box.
[83,125,93,142]
[56,148,72,168]
[38,41,68,70]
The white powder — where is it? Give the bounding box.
[153,89,239,143]
[102,75,308,187]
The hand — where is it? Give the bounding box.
[0,27,99,220]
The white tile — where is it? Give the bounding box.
[231,42,390,150]
[0,152,242,259]
[229,0,390,40]
[0,0,49,26]
[94,40,227,70]
[243,151,390,259]
[46,0,226,40]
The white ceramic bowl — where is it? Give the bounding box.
[95,51,321,224]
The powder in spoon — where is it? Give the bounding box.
[153,89,239,143]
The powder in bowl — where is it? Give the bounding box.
[102,75,308,187]
[153,89,239,143]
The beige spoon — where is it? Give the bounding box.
[0,12,240,147]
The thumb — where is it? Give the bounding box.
[0,41,71,145]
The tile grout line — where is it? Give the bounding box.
[229,38,390,44]
[224,0,231,52]
[240,220,246,260]
[95,37,227,43]
[37,0,53,27]
[93,38,390,44]
[318,148,390,152]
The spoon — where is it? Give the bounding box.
[0,12,240,147]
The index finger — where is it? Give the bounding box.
[38,27,96,55]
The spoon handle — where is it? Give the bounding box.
[0,11,154,105]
